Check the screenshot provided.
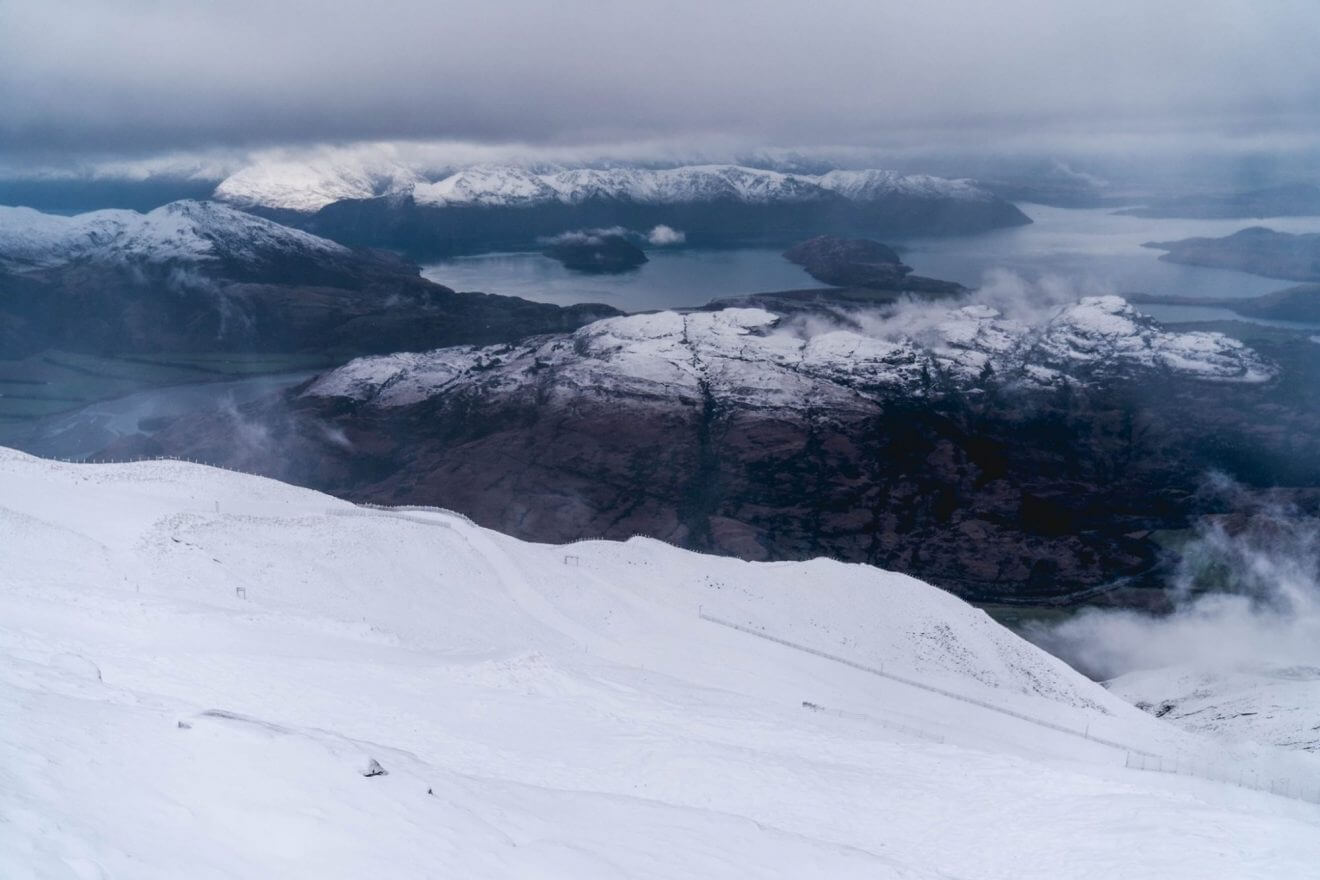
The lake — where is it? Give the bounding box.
[21,204,1320,462]
[422,204,1320,325]
[423,247,831,312]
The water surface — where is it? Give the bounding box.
[421,205,1320,327]
[423,248,829,312]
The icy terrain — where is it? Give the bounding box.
[3,447,1319,878]
[306,296,1274,409]
[0,200,348,273]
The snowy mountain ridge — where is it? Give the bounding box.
[411,164,996,208]
[208,160,997,212]
[306,296,1274,409]
[0,200,348,273]
[213,156,425,214]
[4,447,1320,878]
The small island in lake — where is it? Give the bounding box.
[543,231,648,274]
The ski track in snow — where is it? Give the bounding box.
[3,448,1320,879]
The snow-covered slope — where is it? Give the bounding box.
[1109,664,1320,752]
[209,160,998,212]
[409,163,994,208]
[4,447,1320,878]
[306,297,1273,409]
[0,200,348,272]
[213,157,422,213]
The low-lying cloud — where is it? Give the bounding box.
[646,225,686,246]
[1031,477,1320,681]
[779,269,1086,347]
[3,1,1318,166]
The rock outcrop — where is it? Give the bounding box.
[108,297,1320,605]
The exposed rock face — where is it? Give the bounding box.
[1145,227,1320,283]
[784,235,965,295]
[543,233,648,273]
[111,297,1320,605]
[0,201,620,359]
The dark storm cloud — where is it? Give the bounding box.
[2,0,1319,161]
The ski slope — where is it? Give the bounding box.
[3,447,1319,879]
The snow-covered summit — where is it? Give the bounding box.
[213,156,423,213]
[0,200,348,272]
[816,168,992,202]
[307,296,1274,409]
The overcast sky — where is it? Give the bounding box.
[3,0,1319,172]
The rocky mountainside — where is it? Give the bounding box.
[273,164,1031,258]
[0,201,618,359]
[407,165,999,208]
[0,200,352,276]
[1145,227,1320,283]
[110,297,1320,603]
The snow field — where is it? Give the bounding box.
[3,448,1320,879]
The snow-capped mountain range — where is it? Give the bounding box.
[307,296,1274,409]
[5,446,1319,878]
[0,199,348,273]
[212,161,997,213]
[410,165,995,209]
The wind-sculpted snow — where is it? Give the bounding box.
[0,199,348,272]
[307,296,1274,409]
[408,163,995,208]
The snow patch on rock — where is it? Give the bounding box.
[306,297,1274,410]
